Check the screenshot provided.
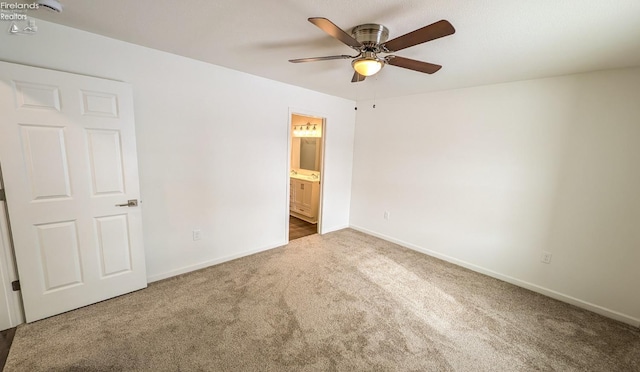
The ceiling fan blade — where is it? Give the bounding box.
[308,17,363,49]
[382,20,455,52]
[289,55,355,63]
[386,56,442,74]
[351,71,366,83]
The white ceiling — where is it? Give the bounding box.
[30,0,640,101]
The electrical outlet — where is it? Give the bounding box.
[192,229,202,241]
[383,211,390,220]
[541,251,552,264]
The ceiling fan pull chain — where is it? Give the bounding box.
[373,76,377,109]
[355,75,361,110]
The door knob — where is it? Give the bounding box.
[116,199,138,207]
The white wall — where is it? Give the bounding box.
[0,20,356,282]
[350,67,640,326]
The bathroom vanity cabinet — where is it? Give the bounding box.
[290,178,319,223]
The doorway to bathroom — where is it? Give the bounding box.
[288,113,324,241]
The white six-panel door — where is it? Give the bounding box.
[0,61,147,322]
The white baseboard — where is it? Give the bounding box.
[147,240,286,283]
[320,224,350,235]
[349,225,640,328]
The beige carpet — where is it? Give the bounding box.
[5,229,640,371]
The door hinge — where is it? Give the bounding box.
[0,189,5,201]
[11,280,20,291]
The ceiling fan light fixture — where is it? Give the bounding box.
[352,59,383,77]
[352,52,384,77]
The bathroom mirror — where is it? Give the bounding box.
[299,138,320,171]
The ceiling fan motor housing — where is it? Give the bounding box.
[351,24,389,49]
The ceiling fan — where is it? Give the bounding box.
[289,17,455,83]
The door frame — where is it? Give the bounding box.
[286,107,327,241]
[0,165,25,329]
